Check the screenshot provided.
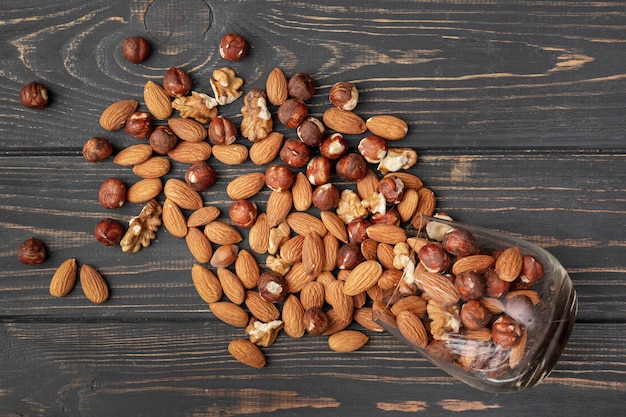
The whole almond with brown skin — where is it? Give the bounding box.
[302,232,325,277]
[279,235,305,265]
[49,258,77,297]
[187,206,220,227]
[249,131,284,166]
[353,307,385,332]
[452,254,495,276]
[185,226,213,263]
[390,295,427,317]
[80,264,109,304]
[412,187,436,222]
[396,310,428,348]
[167,141,212,164]
[320,211,348,243]
[164,178,203,210]
[99,99,138,131]
[204,221,243,245]
[234,249,260,289]
[162,198,188,238]
[210,244,239,268]
[343,260,383,296]
[286,212,327,237]
[228,339,266,368]
[323,233,339,272]
[326,280,354,322]
[191,264,223,304]
[217,267,246,305]
[283,262,315,293]
[366,224,408,245]
[300,281,325,310]
[132,156,171,179]
[282,294,305,338]
[209,302,249,327]
[245,290,280,322]
[387,172,423,190]
[226,172,265,200]
[365,115,408,140]
[397,188,419,223]
[211,144,249,165]
[322,308,352,336]
[248,213,270,254]
[266,67,288,105]
[376,243,397,271]
[266,189,293,228]
[356,169,379,201]
[144,81,172,120]
[167,118,207,142]
[415,270,460,307]
[126,178,163,203]
[291,172,312,211]
[322,108,366,135]
[360,239,378,261]
[113,144,153,166]
[495,246,523,282]
[328,330,369,353]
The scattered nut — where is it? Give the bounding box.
[20,82,49,109]
[98,178,126,209]
[329,81,358,111]
[82,137,113,162]
[277,98,308,129]
[184,161,216,192]
[94,218,124,246]
[163,67,192,97]
[125,111,154,139]
[17,237,46,265]
[220,33,247,61]
[288,72,315,101]
[121,36,150,64]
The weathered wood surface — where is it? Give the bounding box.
[1,1,625,415]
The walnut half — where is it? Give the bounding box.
[120,199,163,253]
[240,89,272,142]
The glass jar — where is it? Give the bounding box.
[373,215,577,393]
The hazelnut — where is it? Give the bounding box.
[163,67,192,97]
[306,156,332,186]
[219,33,247,61]
[149,125,178,155]
[371,208,402,226]
[483,268,510,298]
[302,307,329,336]
[82,137,113,162]
[121,36,150,64]
[427,340,456,364]
[358,135,387,163]
[418,242,453,273]
[277,98,308,128]
[98,178,126,209]
[504,294,535,326]
[329,81,359,111]
[297,117,325,147]
[229,200,258,228]
[279,138,310,168]
[519,255,544,287]
[20,82,49,109]
[184,161,216,192]
[288,72,315,101]
[336,243,364,270]
[455,271,485,301]
[265,164,295,192]
[335,153,367,181]
[311,183,339,210]
[125,111,153,139]
[347,218,371,244]
[257,271,287,303]
[320,133,347,160]
[94,218,124,246]
[491,315,523,348]
[376,175,405,204]
[442,228,479,258]
[17,237,46,265]
[208,116,237,145]
[460,300,492,330]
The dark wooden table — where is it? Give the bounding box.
[1,1,625,415]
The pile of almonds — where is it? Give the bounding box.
[42,33,546,375]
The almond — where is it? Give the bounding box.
[167,117,207,142]
[291,172,312,211]
[412,187,436,221]
[322,108,366,135]
[452,254,495,276]
[343,260,383,296]
[99,99,138,131]
[204,221,243,245]
[126,178,163,203]
[162,198,188,238]
[415,270,460,307]
[356,169,379,201]
[322,308,352,336]
[378,269,403,290]
[185,226,213,263]
[387,172,423,190]
[328,330,369,353]
[283,262,315,293]
[326,280,354,322]
[245,290,280,322]
[144,81,172,120]
[286,212,327,237]
[228,339,266,368]
[211,144,249,165]
[322,233,339,272]
[217,267,246,305]
[113,144,153,166]
[366,223,408,245]
[187,206,221,227]
[132,156,171,179]
[396,188,419,223]
[266,67,288,105]
[353,307,385,332]
[191,264,223,304]
[366,115,408,140]
[282,294,305,338]
[390,295,427,317]
[495,246,523,282]
[234,249,260,289]
[266,189,293,228]
[360,239,378,261]
[300,281,325,310]
[210,244,239,268]
[248,213,270,254]
[249,131,284,165]
[320,211,348,243]
[209,302,249,327]
[226,172,265,200]
[79,264,109,304]
[301,232,325,277]
[167,141,212,164]
[396,310,428,348]
[279,235,305,265]
[164,178,203,210]
[49,258,77,297]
